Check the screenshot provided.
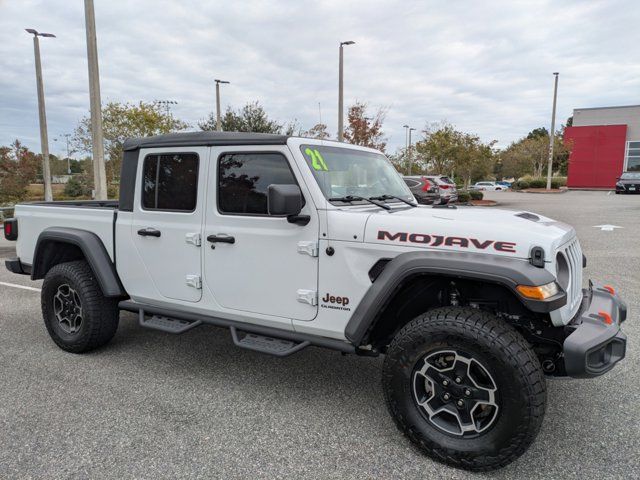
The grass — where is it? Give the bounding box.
[25,183,92,201]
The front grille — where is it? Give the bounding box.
[562,238,583,315]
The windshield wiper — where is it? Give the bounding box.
[369,194,417,207]
[328,195,391,210]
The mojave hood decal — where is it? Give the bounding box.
[362,206,576,259]
[377,230,516,252]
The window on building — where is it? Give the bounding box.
[142,153,199,211]
[627,141,640,172]
[218,152,298,215]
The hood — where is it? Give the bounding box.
[618,178,640,185]
[362,205,575,260]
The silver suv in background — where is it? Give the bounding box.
[402,176,441,205]
[426,175,458,204]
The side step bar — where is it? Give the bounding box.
[139,310,202,334]
[123,301,357,357]
[230,326,310,357]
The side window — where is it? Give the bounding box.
[404,179,420,188]
[218,152,298,215]
[142,153,199,212]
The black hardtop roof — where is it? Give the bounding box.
[123,131,290,151]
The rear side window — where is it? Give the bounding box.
[142,153,199,211]
[218,152,298,215]
[404,179,420,188]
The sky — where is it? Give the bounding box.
[1,0,639,157]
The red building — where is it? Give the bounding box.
[564,105,640,189]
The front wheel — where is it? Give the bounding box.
[382,307,546,471]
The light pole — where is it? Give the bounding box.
[546,72,559,190]
[156,100,177,117]
[54,133,72,174]
[408,127,416,175]
[84,0,108,200]
[403,124,410,173]
[214,79,230,131]
[338,40,355,142]
[25,28,55,202]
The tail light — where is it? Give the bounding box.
[439,184,450,190]
[3,219,18,241]
[421,177,432,191]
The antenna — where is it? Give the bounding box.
[318,102,322,125]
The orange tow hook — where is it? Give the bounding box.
[598,311,613,325]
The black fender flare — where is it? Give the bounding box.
[345,250,566,344]
[32,227,126,298]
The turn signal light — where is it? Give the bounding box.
[603,285,615,296]
[516,282,559,300]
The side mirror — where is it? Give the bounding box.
[268,184,309,225]
[267,184,302,216]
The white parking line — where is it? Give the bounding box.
[0,281,41,292]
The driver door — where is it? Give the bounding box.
[203,146,320,321]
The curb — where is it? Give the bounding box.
[515,189,568,194]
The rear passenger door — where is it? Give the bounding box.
[131,148,208,303]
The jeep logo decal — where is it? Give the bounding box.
[321,293,351,311]
[377,230,516,253]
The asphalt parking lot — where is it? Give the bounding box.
[0,190,638,479]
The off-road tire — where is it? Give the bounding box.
[42,260,119,353]
[382,307,546,471]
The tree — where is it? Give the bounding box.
[302,123,330,139]
[343,101,387,151]
[499,133,569,179]
[526,127,549,140]
[73,101,188,183]
[199,101,284,134]
[412,123,496,186]
[0,140,39,203]
[414,123,459,175]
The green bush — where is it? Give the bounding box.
[515,180,529,190]
[64,175,92,198]
[0,207,14,221]
[107,183,120,199]
[528,178,547,188]
[456,191,471,203]
[469,190,484,200]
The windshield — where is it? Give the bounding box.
[439,176,455,185]
[621,172,640,179]
[300,145,413,203]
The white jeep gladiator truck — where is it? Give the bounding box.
[4,132,628,471]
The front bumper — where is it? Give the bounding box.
[616,184,640,193]
[563,282,628,378]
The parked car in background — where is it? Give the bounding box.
[425,175,458,204]
[402,176,441,205]
[496,180,512,188]
[615,172,640,194]
[472,181,506,191]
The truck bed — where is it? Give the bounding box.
[14,202,118,266]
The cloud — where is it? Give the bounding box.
[1,0,639,155]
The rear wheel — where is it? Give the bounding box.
[382,307,546,471]
[42,260,119,353]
